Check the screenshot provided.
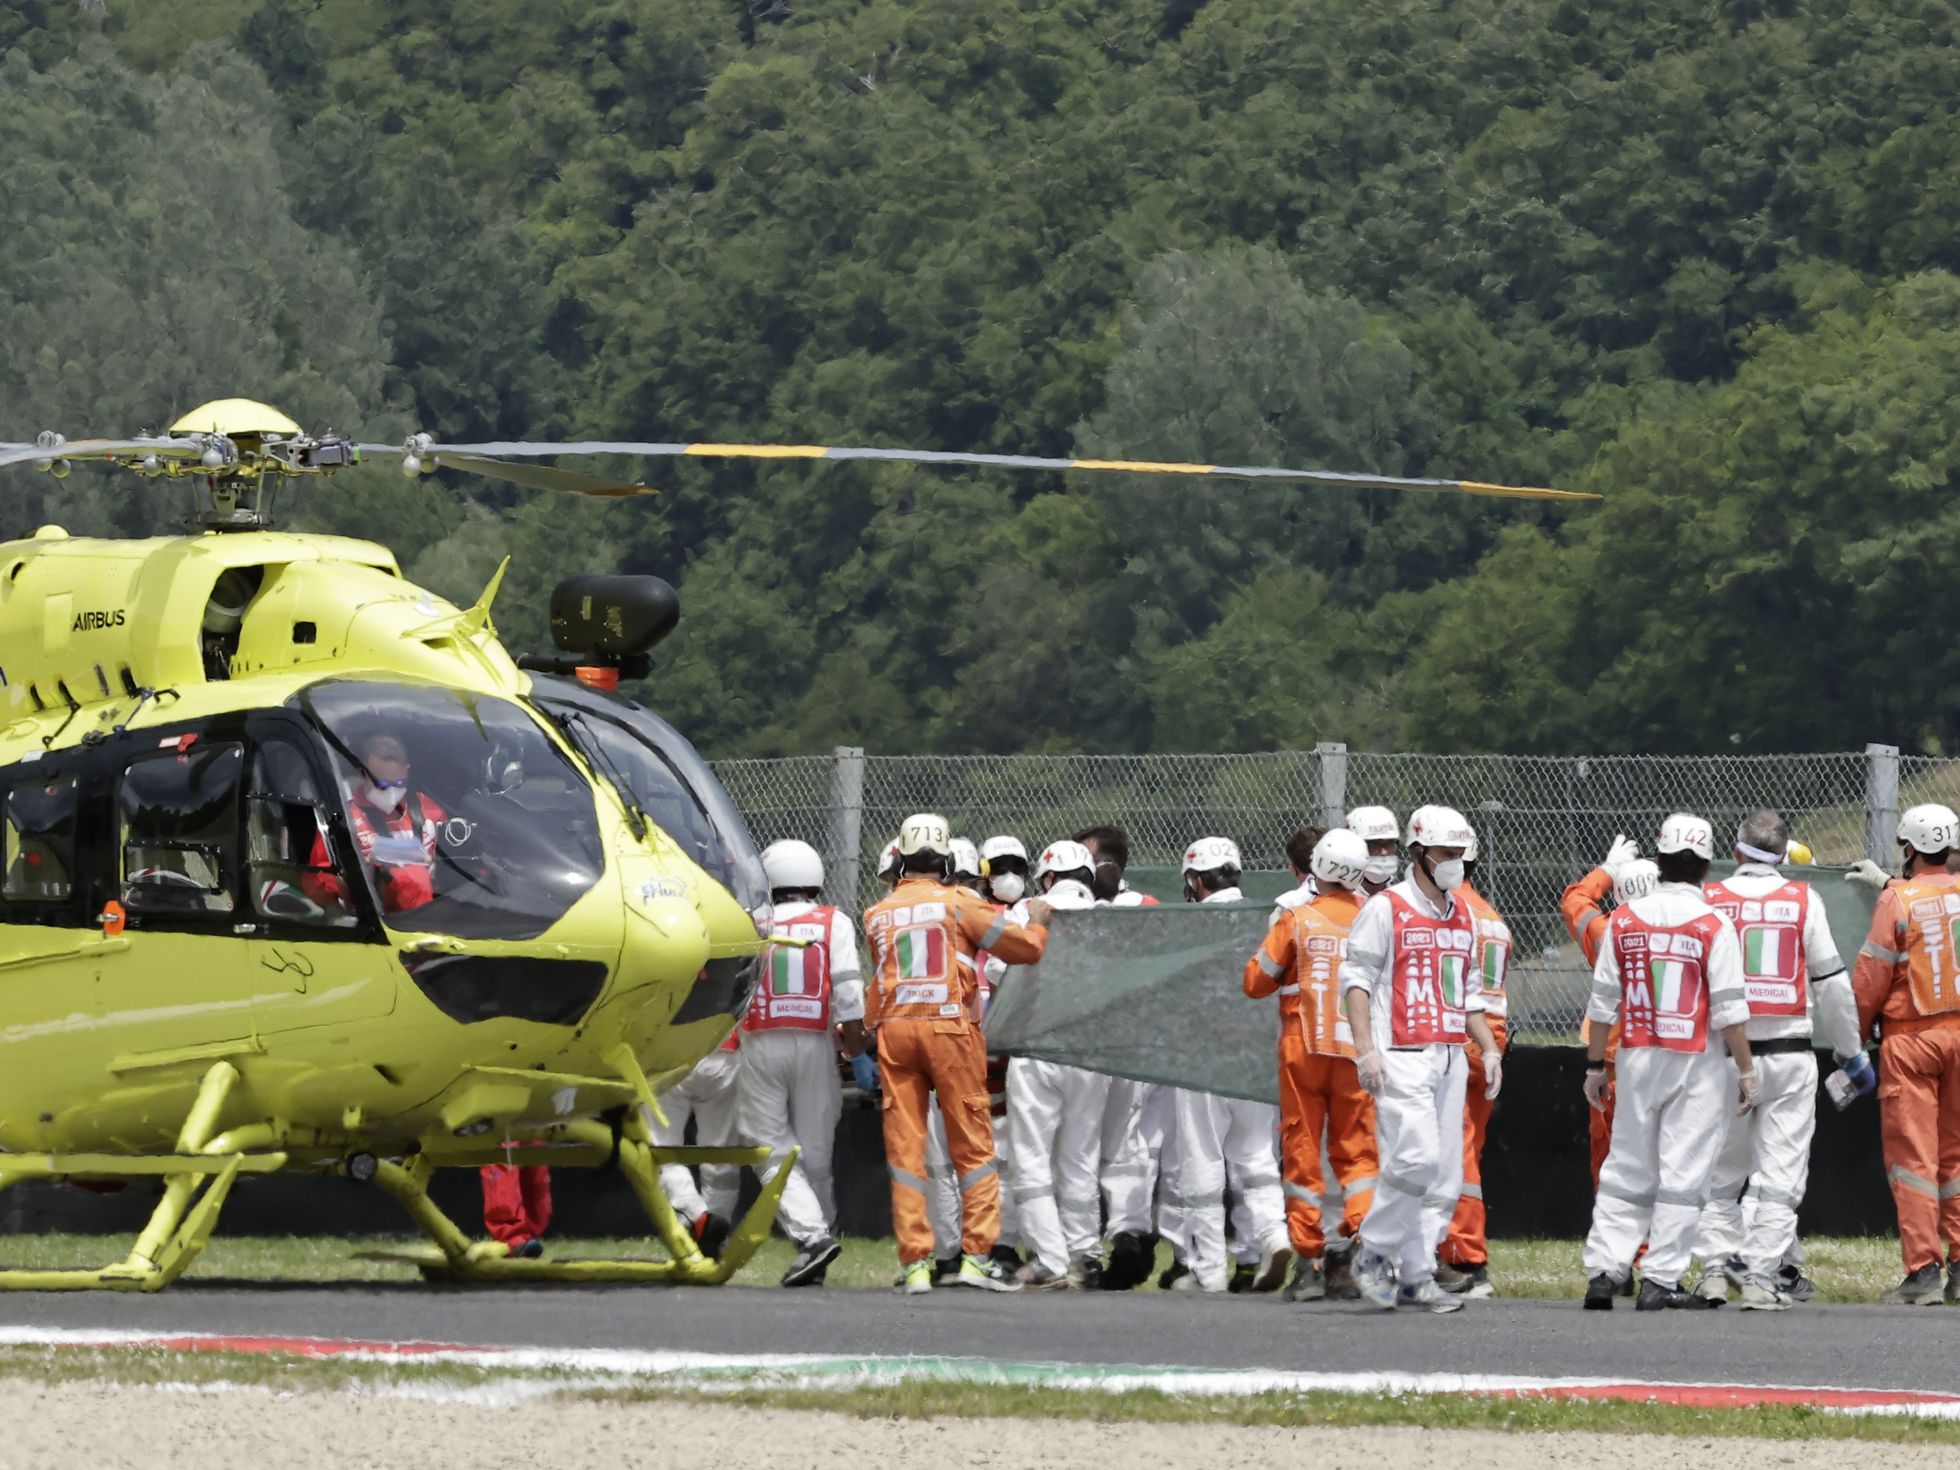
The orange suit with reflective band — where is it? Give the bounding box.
[864,876,1047,1265]
[1447,882,1510,1267]
[1244,888,1376,1258]
[1852,870,1960,1275]
[1562,867,1621,1186]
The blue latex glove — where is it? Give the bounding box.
[850,1051,880,1094]
[1838,1049,1877,1098]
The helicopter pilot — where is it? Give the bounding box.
[306,731,446,915]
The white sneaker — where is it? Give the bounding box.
[1736,1274,1792,1311]
[1397,1278,1466,1314]
[1694,1271,1730,1304]
[1251,1245,1293,1294]
[1352,1247,1399,1310]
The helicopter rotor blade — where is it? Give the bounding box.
[380,439,1598,502]
[437,454,655,499]
[0,437,208,471]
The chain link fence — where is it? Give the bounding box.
[711,743,1927,1040]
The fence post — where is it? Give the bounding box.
[1866,742,1900,866]
[830,746,866,907]
[1316,742,1348,830]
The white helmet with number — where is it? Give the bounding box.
[760,838,824,893]
[1655,812,1715,860]
[897,812,952,857]
[1310,829,1369,892]
[1035,839,1096,883]
[1900,803,1960,856]
[1405,805,1474,851]
[1182,836,1243,876]
[949,837,982,880]
[1613,857,1660,906]
[980,834,1029,868]
[1345,805,1399,844]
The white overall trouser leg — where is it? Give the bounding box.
[925,1099,961,1259]
[736,1030,841,1246]
[1584,1048,1728,1286]
[653,1049,744,1220]
[1166,1088,1230,1288]
[1006,1057,1070,1275]
[1056,1068,1114,1265]
[1223,1099,1288,1263]
[1358,1045,1464,1286]
[1100,1078,1155,1236]
[1136,1083,1183,1256]
[1742,1050,1818,1274]
[1692,1069,1753,1267]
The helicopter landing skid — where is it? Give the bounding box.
[0,1061,263,1291]
[359,1118,793,1285]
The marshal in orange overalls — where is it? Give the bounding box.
[864,876,1047,1266]
[1446,881,1512,1268]
[1243,887,1376,1260]
[1562,867,1619,1185]
[1852,870,1960,1276]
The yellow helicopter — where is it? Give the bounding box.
[0,397,1592,1291]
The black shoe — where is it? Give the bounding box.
[1637,1278,1718,1310]
[1157,1259,1190,1291]
[781,1235,841,1288]
[513,1237,544,1260]
[1778,1263,1818,1303]
[1227,1262,1255,1294]
[1281,1257,1326,1303]
[1618,1271,1637,1297]
[990,1243,1024,1273]
[932,1254,962,1282]
[1324,1245,1361,1301]
[1881,1263,1944,1305]
[1434,1258,1474,1295]
[1069,1257,1104,1291]
[1583,1272,1618,1310]
[1102,1230,1155,1291]
[690,1211,731,1261]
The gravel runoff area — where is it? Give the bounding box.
[5,1384,1957,1470]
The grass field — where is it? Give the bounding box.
[0,1230,1915,1299]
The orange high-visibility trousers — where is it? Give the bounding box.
[879,1017,1000,1265]
[480,1161,552,1248]
[1277,1036,1377,1258]
[1878,1027,1960,1274]
[1446,1019,1506,1266]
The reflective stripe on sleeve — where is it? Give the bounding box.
[1257,951,1286,978]
[1861,940,1906,965]
[978,912,1011,949]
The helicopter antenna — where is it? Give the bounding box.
[457,557,511,641]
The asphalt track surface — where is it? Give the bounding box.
[5,1284,1957,1394]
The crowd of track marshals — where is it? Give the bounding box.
[557,801,1960,1310]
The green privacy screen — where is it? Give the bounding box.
[982,864,1880,1106]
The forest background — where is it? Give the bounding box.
[4,0,1958,760]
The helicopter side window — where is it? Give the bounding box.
[3,774,79,906]
[246,738,356,929]
[120,741,244,918]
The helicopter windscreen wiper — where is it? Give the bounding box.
[549,707,649,843]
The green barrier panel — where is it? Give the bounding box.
[985,864,1881,1105]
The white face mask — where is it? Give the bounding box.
[1363,854,1398,886]
[990,872,1026,904]
[1429,857,1466,892]
[363,781,408,814]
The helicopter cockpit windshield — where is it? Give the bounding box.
[294,680,605,941]
[529,679,768,919]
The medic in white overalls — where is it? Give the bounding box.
[1582,813,1759,1310]
[1003,841,1108,1288]
[739,839,866,1287]
[1160,837,1292,1294]
[1690,809,1857,1307]
[1341,805,1502,1313]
